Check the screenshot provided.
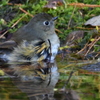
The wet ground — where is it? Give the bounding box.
[0,58,100,100]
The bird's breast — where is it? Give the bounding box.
[47,33,60,61]
[50,43,60,60]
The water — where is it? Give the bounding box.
[0,59,100,100]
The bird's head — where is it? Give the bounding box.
[27,13,58,34]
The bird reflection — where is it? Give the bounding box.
[9,60,59,100]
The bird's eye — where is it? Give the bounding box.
[43,21,50,26]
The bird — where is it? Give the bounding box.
[0,13,60,62]
[12,13,60,61]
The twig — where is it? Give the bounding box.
[59,59,98,70]
[8,3,22,6]
[0,13,27,39]
[68,3,100,8]
[55,28,63,33]
[12,13,27,28]
[76,42,89,54]
[19,7,33,17]
[0,75,16,79]
[62,71,74,89]
[67,5,76,29]
[95,52,100,58]
[76,27,99,30]
[28,93,46,97]
[85,36,100,56]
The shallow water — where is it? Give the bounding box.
[0,59,100,100]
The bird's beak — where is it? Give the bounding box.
[52,16,58,21]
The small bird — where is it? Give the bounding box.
[0,13,60,62]
[12,13,60,61]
